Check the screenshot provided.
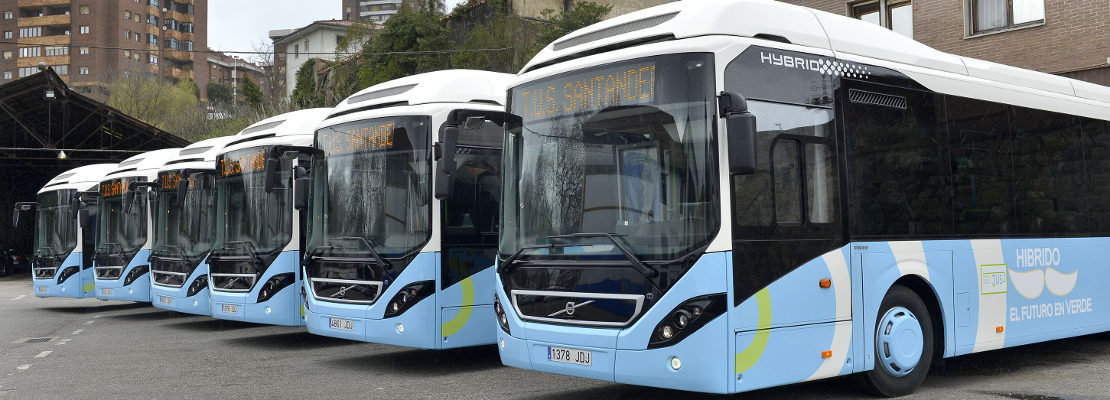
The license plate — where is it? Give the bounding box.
[159,296,172,305]
[37,287,47,293]
[548,346,592,366]
[221,304,238,314]
[329,317,354,331]
[100,288,112,296]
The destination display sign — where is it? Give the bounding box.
[318,120,397,156]
[100,178,134,198]
[217,149,267,177]
[515,61,656,121]
[158,171,201,190]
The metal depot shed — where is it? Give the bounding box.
[0,68,190,262]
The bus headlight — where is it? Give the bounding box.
[383,280,433,318]
[494,294,511,335]
[123,265,149,286]
[256,273,295,303]
[648,293,726,349]
[56,266,79,284]
[186,275,208,297]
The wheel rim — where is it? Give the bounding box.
[876,306,923,377]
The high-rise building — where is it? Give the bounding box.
[0,0,209,95]
[341,0,445,24]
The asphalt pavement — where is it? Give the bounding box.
[1,275,1108,399]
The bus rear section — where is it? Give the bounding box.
[208,109,331,326]
[302,70,511,349]
[147,136,237,315]
[94,149,180,303]
[494,0,1110,396]
[18,164,116,299]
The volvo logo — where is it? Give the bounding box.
[548,300,594,318]
[331,284,358,299]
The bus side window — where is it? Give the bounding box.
[441,147,500,289]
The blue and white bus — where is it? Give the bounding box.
[15,164,116,298]
[145,136,239,315]
[302,70,512,349]
[494,0,1110,396]
[94,149,181,303]
[208,109,331,326]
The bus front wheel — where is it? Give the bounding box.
[863,285,934,397]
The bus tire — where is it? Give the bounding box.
[862,285,934,397]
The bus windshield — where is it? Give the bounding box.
[34,189,78,259]
[212,147,292,259]
[501,53,718,261]
[307,116,432,261]
[152,170,215,269]
[96,177,148,263]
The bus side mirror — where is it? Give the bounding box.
[177,175,190,205]
[12,202,36,228]
[720,91,757,175]
[70,195,82,219]
[434,125,460,200]
[293,177,310,211]
[123,190,135,213]
[264,158,281,193]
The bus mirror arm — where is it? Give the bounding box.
[124,182,157,214]
[720,91,757,175]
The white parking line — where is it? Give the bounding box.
[9,295,26,301]
[71,329,83,335]
[15,365,29,370]
[83,320,95,325]
[33,351,51,358]
[56,339,71,346]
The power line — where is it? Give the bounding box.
[0,40,517,58]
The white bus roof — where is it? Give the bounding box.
[330,70,512,117]
[523,0,1110,107]
[38,164,118,194]
[221,108,333,154]
[157,135,239,172]
[103,148,182,180]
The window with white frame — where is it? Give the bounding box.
[3,71,11,80]
[79,25,90,34]
[850,0,913,38]
[969,0,1045,34]
[79,67,89,75]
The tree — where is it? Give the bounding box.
[242,74,264,110]
[357,4,450,88]
[292,60,325,108]
[108,72,208,141]
[450,0,538,73]
[207,82,234,106]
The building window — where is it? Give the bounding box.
[79,26,90,34]
[133,13,140,22]
[80,47,89,55]
[2,51,9,60]
[3,71,10,80]
[79,67,89,75]
[969,0,1045,34]
[133,52,140,60]
[3,12,11,20]
[45,46,67,56]
[851,0,913,37]
[149,0,158,6]
[19,47,42,58]
[19,27,43,38]
[55,65,67,75]
[125,30,131,39]
[79,5,90,14]
[124,50,130,57]
[148,33,158,45]
[149,55,157,65]
[2,31,10,39]
[294,44,299,58]
[147,14,158,27]
[125,10,131,19]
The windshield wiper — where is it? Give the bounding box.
[212,241,263,266]
[334,236,392,271]
[549,232,657,279]
[498,233,657,279]
[150,245,187,263]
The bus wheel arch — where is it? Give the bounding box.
[862,281,939,397]
[892,275,946,364]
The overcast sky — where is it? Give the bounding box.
[208,0,469,56]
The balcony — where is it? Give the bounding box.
[164,50,192,62]
[18,14,70,27]
[17,54,69,68]
[19,35,70,46]
[168,67,191,80]
[18,0,71,7]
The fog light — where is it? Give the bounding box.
[128,288,134,295]
[61,287,66,292]
[500,339,505,349]
[193,300,198,307]
[670,356,682,371]
[396,324,404,333]
[265,306,272,314]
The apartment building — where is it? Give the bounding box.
[0,0,209,94]
[776,0,1110,85]
[270,20,358,98]
[341,0,446,23]
[207,52,264,100]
